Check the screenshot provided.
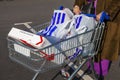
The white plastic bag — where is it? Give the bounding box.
[37,9,75,43]
[73,14,97,56]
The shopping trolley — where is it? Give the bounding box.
[7,21,105,80]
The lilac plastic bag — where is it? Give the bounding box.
[87,59,110,76]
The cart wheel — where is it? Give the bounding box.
[60,68,70,79]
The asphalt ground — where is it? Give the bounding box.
[0,0,120,80]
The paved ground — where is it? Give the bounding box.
[0,0,120,80]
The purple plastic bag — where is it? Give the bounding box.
[87,59,110,76]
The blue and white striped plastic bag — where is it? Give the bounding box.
[37,9,74,42]
[73,14,97,57]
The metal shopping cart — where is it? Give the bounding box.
[7,21,105,80]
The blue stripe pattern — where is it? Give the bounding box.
[68,48,82,60]
[61,13,66,23]
[75,16,82,29]
[56,13,61,24]
[38,12,66,36]
[47,26,57,36]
